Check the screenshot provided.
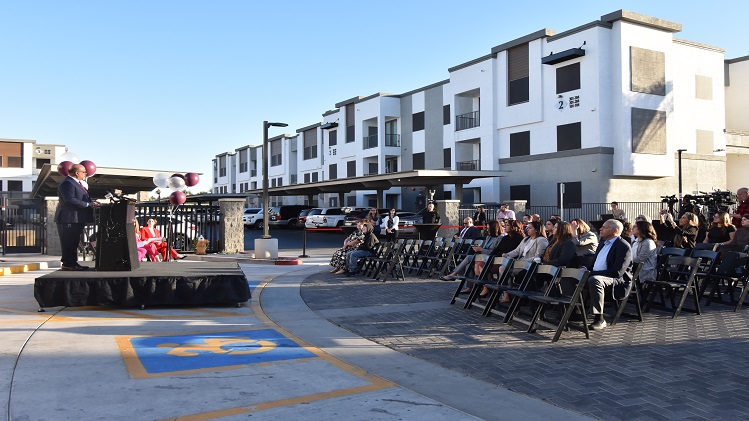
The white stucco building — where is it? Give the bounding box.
[213,10,746,210]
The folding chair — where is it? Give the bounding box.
[689,249,719,298]
[717,244,749,253]
[644,256,702,318]
[702,251,749,309]
[693,243,718,251]
[525,268,591,342]
[399,239,418,267]
[420,238,449,276]
[359,242,388,276]
[503,264,561,326]
[371,239,407,282]
[450,255,498,308]
[404,240,431,274]
[611,262,643,325]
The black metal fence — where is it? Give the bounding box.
[134,203,221,253]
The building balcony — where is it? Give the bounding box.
[363,135,378,149]
[456,111,480,131]
[384,134,400,147]
[457,159,480,171]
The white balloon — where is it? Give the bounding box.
[153,173,170,188]
[168,176,186,191]
[59,151,80,163]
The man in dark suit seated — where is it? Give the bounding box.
[55,163,101,271]
[587,219,633,330]
[454,217,483,241]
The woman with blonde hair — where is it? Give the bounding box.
[570,218,598,256]
[660,211,699,249]
[704,211,736,246]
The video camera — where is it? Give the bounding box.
[683,190,736,214]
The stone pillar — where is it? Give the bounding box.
[219,198,245,254]
[45,197,61,256]
[436,199,460,239]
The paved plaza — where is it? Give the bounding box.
[301,270,749,421]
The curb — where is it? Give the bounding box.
[0,262,49,276]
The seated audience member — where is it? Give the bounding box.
[733,215,749,247]
[442,220,503,282]
[660,211,699,249]
[704,211,736,246]
[380,208,399,242]
[544,219,556,239]
[140,218,186,260]
[366,208,382,236]
[473,206,487,227]
[497,204,515,220]
[489,219,525,259]
[632,220,658,284]
[531,214,541,222]
[620,221,633,244]
[610,201,627,221]
[342,222,379,276]
[422,202,441,224]
[134,219,159,262]
[454,217,482,241]
[570,218,598,256]
[586,219,633,330]
[730,188,749,227]
[542,220,576,267]
[330,221,364,274]
[504,221,549,262]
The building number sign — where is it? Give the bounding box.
[558,95,581,110]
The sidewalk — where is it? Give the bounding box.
[1,254,588,420]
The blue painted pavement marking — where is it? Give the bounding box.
[129,329,316,374]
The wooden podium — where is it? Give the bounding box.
[95,202,140,271]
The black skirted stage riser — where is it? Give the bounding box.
[34,262,250,308]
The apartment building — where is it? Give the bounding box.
[0,138,67,196]
[213,10,746,209]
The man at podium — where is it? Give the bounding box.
[55,164,100,271]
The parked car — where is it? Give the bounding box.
[267,205,308,229]
[305,207,348,228]
[243,208,262,227]
[295,209,312,229]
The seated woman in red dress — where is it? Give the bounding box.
[134,219,160,261]
[140,218,186,260]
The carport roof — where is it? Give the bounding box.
[32,164,198,198]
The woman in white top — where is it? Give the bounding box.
[379,208,399,242]
[631,220,658,283]
[505,221,549,262]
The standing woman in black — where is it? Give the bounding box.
[380,208,399,243]
[422,202,441,224]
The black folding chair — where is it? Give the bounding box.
[449,255,498,308]
[693,242,718,251]
[689,249,719,298]
[611,262,643,325]
[503,264,561,326]
[525,268,591,342]
[644,256,702,318]
[371,239,407,282]
[703,251,749,308]
[404,240,432,274]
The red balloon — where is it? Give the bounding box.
[80,160,97,176]
[171,173,185,180]
[184,172,200,187]
[57,161,74,177]
[169,191,186,205]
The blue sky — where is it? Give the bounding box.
[1,1,746,193]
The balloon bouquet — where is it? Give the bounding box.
[152,172,200,260]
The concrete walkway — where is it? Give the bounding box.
[1,254,588,420]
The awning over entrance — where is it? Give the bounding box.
[31,164,198,198]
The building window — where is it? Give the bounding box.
[557,181,582,209]
[270,139,282,167]
[510,131,531,157]
[303,128,318,160]
[7,180,22,191]
[508,43,529,105]
[443,105,451,125]
[304,173,310,183]
[277,177,283,187]
[510,185,531,207]
[219,155,227,177]
[556,62,580,94]
[347,160,356,177]
[631,108,666,154]
[239,149,248,173]
[412,112,425,132]
[311,172,318,182]
[413,152,425,170]
[557,122,581,151]
[36,158,50,169]
[251,182,257,190]
[443,148,451,168]
[329,164,337,180]
[346,104,355,143]
[367,163,378,176]
[329,130,337,146]
[385,158,398,173]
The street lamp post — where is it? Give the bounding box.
[262,120,288,240]
[677,149,687,203]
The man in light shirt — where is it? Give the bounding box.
[586,219,633,330]
[497,204,515,220]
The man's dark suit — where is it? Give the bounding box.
[55,176,94,267]
[455,225,483,240]
[590,237,634,300]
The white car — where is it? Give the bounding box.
[305,207,348,228]
[243,208,263,228]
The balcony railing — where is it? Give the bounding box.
[455,110,480,131]
[457,160,480,171]
[384,134,400,147]
[363,134,378,149]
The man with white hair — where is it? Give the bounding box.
[586,219,633,330]
[731,187,749,227]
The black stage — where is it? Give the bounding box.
[34,262,250,309]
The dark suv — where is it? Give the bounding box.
[266,205,308,229]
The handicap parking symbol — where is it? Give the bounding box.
[127,329,316,374]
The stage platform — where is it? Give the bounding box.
[34,261,250,309]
